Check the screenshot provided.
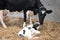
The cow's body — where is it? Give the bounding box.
[0,0,52,28]
[6,0,36,12]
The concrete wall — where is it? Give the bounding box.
[40,0,60,23]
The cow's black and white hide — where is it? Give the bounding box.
[18,17,40,38]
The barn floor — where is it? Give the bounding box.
[0,17,60,40]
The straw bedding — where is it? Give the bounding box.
[0,17,60,40]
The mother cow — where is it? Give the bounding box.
[0,0,52,28]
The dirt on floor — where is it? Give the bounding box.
[0,17,60,40]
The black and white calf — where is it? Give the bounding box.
[18,17,40,38]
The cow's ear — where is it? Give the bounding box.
[46,10,52,14]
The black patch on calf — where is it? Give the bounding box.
[23,30,25,34]
[32,24,39,30]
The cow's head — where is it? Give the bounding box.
[39,8,52,25]
[18,17,40,39]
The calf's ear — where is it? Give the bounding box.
[46,10,52,14]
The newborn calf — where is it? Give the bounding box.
[18,17,40,39]
[18,24,40,38]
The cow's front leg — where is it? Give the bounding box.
[0,10,7,28]
[23,10,27,27]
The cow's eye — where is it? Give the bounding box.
[23,30,25,34]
